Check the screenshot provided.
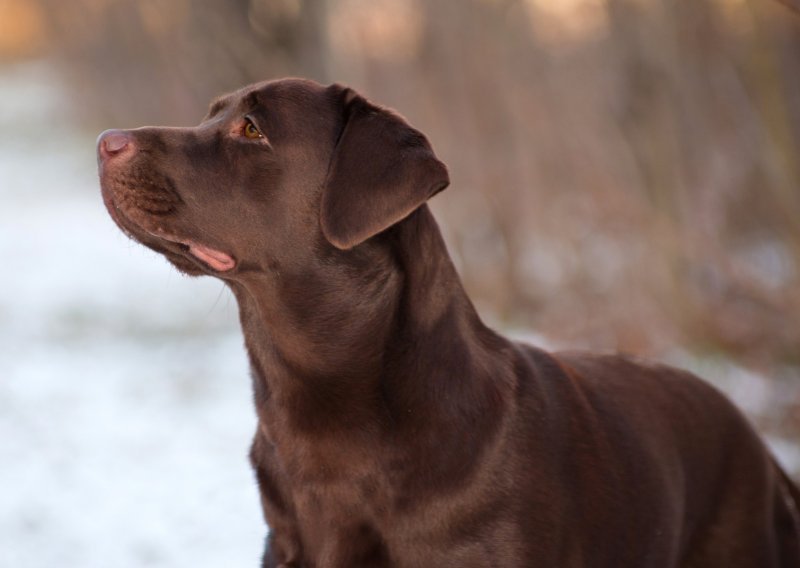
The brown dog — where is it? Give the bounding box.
[97,78,800,567]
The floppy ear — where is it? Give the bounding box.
[320,88,450,250]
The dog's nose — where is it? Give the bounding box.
[97,129,134,162]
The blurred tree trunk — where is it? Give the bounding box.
[39,0,331,126]
[775,0,800,14]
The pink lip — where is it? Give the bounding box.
[150,229,237,273]
[186,242,236,272]
[150,229,237,272]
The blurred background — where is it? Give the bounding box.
[1,0,799,566]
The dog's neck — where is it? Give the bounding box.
[229,205,510,434]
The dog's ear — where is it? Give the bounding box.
[320,87,450,250]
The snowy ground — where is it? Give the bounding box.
[1,60,797,568]
[0,61,263,568]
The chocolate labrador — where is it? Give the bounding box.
[97,78,800,567]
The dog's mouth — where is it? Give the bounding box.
[178,241,235,272]
[100,175,236,274]
[142,224,236,273]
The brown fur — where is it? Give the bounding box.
[97,78,800,567]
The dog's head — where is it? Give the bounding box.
[97,78,449,278]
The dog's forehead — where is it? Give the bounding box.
[207,79,330,119]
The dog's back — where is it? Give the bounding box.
[515,347,800,566]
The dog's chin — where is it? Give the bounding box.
[160,246,210,276]
[101,183,236,276]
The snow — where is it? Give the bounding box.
[0,61,263,568]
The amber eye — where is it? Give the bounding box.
[243,118,262,139]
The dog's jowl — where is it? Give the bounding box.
[98,78,800,568]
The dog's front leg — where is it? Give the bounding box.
[251,435,304,567]
[259,538,281,568]
[261,536,303,568]
[257,505,305,567]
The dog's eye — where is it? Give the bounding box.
[243,118,262,139]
